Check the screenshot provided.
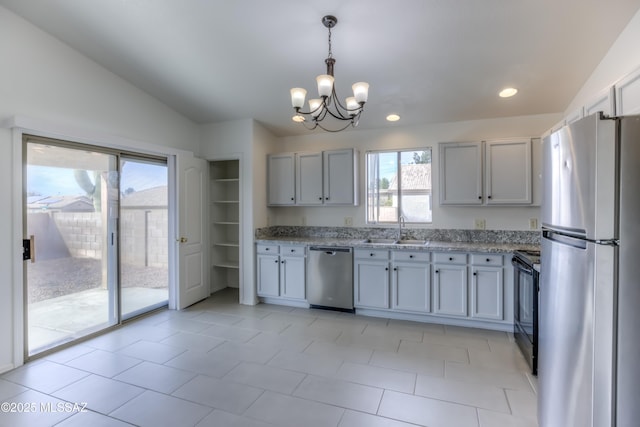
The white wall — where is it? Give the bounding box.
[0,6,199,372]
[565,8,640,116]
[269,113,560,231]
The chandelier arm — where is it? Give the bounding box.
[316,120,356,133]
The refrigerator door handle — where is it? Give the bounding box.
[543,229,588,250]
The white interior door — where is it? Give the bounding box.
[177,154,209,309]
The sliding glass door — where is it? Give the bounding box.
[24,137,169,357]
[119,156,169,319]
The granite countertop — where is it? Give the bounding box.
[255,236,540,254]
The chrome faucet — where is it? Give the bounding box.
[398,215,405,241]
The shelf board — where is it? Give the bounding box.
[213,262,239,269]
[213,221,239,225]
[214,178,239,182]
[212,200,239,204]
[213,242,239,247]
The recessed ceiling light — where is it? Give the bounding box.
[386,114,400,122]
[499,87,518,98]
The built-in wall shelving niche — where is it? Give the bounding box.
[210,159,240,291]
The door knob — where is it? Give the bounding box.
[177,237,188,243]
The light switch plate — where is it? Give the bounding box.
[344,216,353,226]
[529,218,538,229]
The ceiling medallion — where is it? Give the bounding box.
[290,15,369,132]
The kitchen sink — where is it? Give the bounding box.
[396,239,428,245]
[360,238,398,244]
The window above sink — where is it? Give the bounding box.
[366,148,433,225]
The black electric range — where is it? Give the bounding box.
[512,249,540,375]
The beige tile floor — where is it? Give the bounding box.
[0,288,538,427]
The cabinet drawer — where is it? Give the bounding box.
[471,254,503,266]
[280,245,306,257]
[433,252,467,264]
[354,248,389,260]
[256,244,279,254]
[392,251,430,262]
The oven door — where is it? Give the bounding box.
[512,256,537,374]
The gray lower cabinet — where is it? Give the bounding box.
[391,251,431,313]
[257,253,280,297]
[256,244,306,301]
[354,249,390,309]
[433,253,468,317]
[470,254,504,320]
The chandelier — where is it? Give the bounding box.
[290,15,369,132]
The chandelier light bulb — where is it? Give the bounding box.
[290,88,307,108]
[309,99,323,117]
[352,82,369,103]
[346,97,359,113]
[292,114,305,122]
[316,75,335,98]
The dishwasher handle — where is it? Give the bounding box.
[309,246,352,255]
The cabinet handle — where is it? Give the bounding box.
[488,195,492,199]
[449,257,453,261]
[473,271,477,276]
[478,196,482,200]
[393,267,397,271]
[435,269,439,273]
[318,197,322,200]
[486,258,491,262]
[385,267,389,271]
[325,197,329,200]
[291,249,295,253]
[281,260,285,264]
[291,197,294,201]
[409,255,414,259]
[370,253,374,257]
[265,248,270,251]
[274,259,278,263]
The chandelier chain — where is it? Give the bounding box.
[327,26,333,58]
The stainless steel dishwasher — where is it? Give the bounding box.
[307,247,354,312]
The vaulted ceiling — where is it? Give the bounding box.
[2,0,640,136]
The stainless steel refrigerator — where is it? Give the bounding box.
[540,112,640,427]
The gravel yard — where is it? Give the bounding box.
[27,257,168,303]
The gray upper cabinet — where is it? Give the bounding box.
[296,152,323,205]
[439,142,483,205]
[323,149,357,205]
[269,148,358,207]
[267,153,295,206]
[616,66,640,115]
[485,139,532,205]
[584,86,615,117]
[439,139,532,206]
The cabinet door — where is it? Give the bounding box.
[615,66,640,115]
[268,153,295,205]
[470,267,503,320]
[485,139,532,204]
[280,256,306,300]
[296,152,323,205]
[323,149,355,205]
[433,264,467,316]
[584,86,615,117]
[257,254,280,297]
[438,142,483,205]
[392,262,430,313]
[354,260,390,309]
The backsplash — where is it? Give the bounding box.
[255,226,540,245]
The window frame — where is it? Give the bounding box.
[365,148,433,225]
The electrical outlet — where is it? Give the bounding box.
[474,218,486,230]
[301,216,307,226]
[344,216,353,226]
[529,218,538,230]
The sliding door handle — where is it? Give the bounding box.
[23,235,35,263]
